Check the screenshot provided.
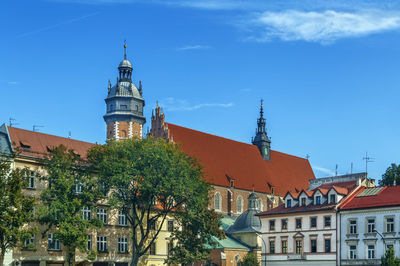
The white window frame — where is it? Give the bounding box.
[367,218,375,233]
[97,236,108,252]
[118,237,128,253]
[82,206,91,220]
[24,234,35,249]
[367,244,375,259]
[48,233,60,251]
[118,210,128,226]
[349,219,357,234]
[349,244,357,259]
[97,208,108,224]
[87,235,92,251]
[237,196,243,213]
[214,192,221,211]
[28,170,35,189]
[385,217,394,233]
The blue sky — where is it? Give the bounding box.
[1,0,400,181]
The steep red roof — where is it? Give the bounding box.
[340,185,400,210]
[166,123,315,196]
[7,127,94,159]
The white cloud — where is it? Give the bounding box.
[176,45,210,51]
[158,97,234,111]
[312,165,335,176]
[245,10,400,44]
[7,81,18,85]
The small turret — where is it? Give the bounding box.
[252,100,271,161]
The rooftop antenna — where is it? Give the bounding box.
[335,164,338,176]
[305,154,310,160]
[350,162,353,174]
[9,117,18,127]
[362,152,374,176]
[33,125,44,132]
[68,131,71,139]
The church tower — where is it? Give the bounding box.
[252,100,271,161]
[104,44,146,140]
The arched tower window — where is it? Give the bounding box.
[120,130,127,138]
[237,196,243,213]
[257,199,263,212]
[214,192,222,211]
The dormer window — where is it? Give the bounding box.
[301,197,306,206]
[330,194,336,203]
[287,199,292,208]
[230,180,234,187]
[315,196,321,205]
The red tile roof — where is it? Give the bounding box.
[166,123,315,196]
[340,185,400,210]
[7,127,94,159]
[257,180,358,216]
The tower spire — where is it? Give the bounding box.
[124,40,127,60]
[252,99,271,161]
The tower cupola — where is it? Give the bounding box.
[252,100,271,161]
[103,43,146,140]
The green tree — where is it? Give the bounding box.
[0,154,35,266]
[87,137,224,266]
[239,253,259,266]
[379,163,400,186]
[381,246,400,266]
[38,145,103,266]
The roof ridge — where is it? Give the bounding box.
[8,126,94,145]
[167,123,309,161]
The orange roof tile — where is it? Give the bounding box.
[8,127,94,159]
[166,123,315,196]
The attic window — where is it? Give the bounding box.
[330,194,336,204]
[230,180,234,187]
[20,141,31,150]
[46,146,53,153]
[271,187,275,194]
[301,197,306,206]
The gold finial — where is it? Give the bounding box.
[124,40,127,59]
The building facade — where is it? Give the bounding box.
[339,185,400,265]
[256,174,372,266]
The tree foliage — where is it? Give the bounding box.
[87,137,224,266]
[380,163,400,186]
[38,145,103,265]
[0,154,35,265]
[382,246,400,266]
[239,253,259,266]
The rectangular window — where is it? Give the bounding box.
[330,194,336,203]
[269,240,275,254]
[315,196,321,205]
[118,237,128,253]
[311,239,317,253]
[97,236,107,252]
[281,219,288,230]
[269,220,275,231]
[48,233,60,251]
[87,235,92,251]
[296,240,302,254]
[367,219,375,233]
[310,217,317,228]
[97,208,108,224]
[118,210,128,226]
[281,240,287,254]
[349,220,357,234]
[167,220,174,232]
[24,234,35,249]
[368,245,375,259]
[325,239,331,253]
[287,199,291,207]
[386,217,394,233]
[324,216,331,227]
[149,242,156,255]
[28,171,35,189]
[82,206,91,220]
[296,218,302,229]
[349,245,357,259]
[75,179,83,194]
[301,197,306,206]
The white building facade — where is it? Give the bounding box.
[339,186,400,266]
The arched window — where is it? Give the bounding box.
[214,192,221,211]
[235,254,241,266]
[257,199,263,212]
[120,130,127,138]
[237,196,243,213]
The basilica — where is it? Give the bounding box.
[0,45,315,266]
